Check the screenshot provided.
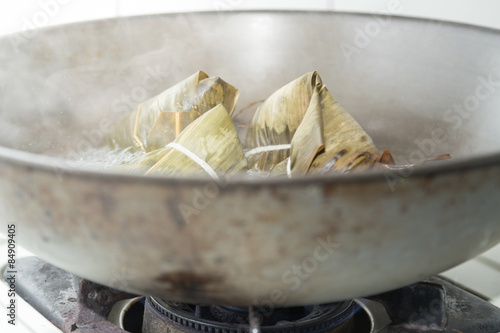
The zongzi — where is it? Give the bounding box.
[246,72,449,177]
[116,104,247,179]
[103,71,239,152]
[101,69,449,179]
[245,71,321,171]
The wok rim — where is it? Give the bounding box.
[1,10,499,187]
[0,144,498,187]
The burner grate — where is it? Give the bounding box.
[144,297,357,333]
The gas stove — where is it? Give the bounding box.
[2,256,500,333]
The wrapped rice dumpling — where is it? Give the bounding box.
[288,83,380,176]
[248,72,449,177]
[245,72,321,170]
[103,71,239,152]
[116,104,247,178]
[103,69,448,179]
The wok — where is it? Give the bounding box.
[0,11,500,306]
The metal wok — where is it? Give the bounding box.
[0,11,499,306]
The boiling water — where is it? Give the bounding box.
[62,146,145,171]
[63,145,273,180]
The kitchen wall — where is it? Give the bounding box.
[0,0,499,37]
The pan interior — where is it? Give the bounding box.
[0,11,500,172]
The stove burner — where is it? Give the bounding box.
[143,297,358,333]
[7,257,500,333]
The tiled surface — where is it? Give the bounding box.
[0,233,60,333]
[440,246,500,300]
[493,295,500,308]
[480,243,500,265]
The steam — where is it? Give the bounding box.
[0,13,216,165]
[0,11,499,174]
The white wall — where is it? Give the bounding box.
[0,0,498,37]
[334,0,500,29]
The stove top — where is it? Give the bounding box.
[3,257,500,333]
